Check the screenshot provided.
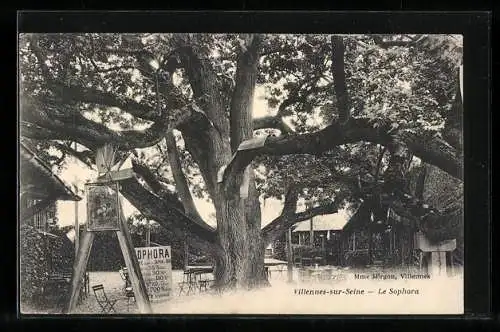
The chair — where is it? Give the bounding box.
[197,272,213,293]
[320,269,332,281]
[124,286,135,312]
[92,284,117,313]
[78,273,90,303]
[314,256,324,266]
[178,270,197,296]
[302,257,313,267]
[293,256,302,268]
[298,268,311,283]
[119,268,131,290]
[276,264,286,277]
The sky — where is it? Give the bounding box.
[54,85,348,230]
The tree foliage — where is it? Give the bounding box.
[19,33,463,286]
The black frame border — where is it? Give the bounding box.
[13,10,492,328]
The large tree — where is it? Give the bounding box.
[19,33,463,290]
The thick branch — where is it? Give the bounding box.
[262,200,341,246]
[395,130,462,180]
[222,118,462,193]
[222,118,387,193]
[175,44,229,135]
[383,140,409,193]
[20,121,68,141]
[330,35,350,123]
[415,165,427,200]
[60,84,159,121]
[282,186,300,216]
[131,157,214,233]
[374,145,387,181]
[165,130,206,224]
[230,34,262,152]
[131,159,171,197]
[119,176,219,254]
[21,97,168,151]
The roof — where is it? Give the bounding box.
[19,143,81,201]
[292,213,348,232]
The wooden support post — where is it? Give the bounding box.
[145,220,151,247]
[430,251,447,277]
[64,231,95,313]
[117,205,152,314]
[74,189,79,257]
[74,142,80,257]
[116,231,152,313]
[368,228,373,265]
[310,217,314,246]
[184,230,189,270]
[400,229,405,267]
[287,228,293,283]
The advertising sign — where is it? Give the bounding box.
[135,246,173,301]
[86,182,120,231]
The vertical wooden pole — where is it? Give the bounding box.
[74,142,79,257]
[184,231,189,270]
[287,227,293,283]
[400,228,405,267]
[430,252,440,276]
[74,190,79,257]
[430,251,447,277]
[310,217,314,246]
[65,231,95,313]
[368,228,373,265]
[117,202,152,313]
[145,220,151,247]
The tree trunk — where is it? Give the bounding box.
[213,190,249,290]
[244,174,269,288]
[209,35,267,290]
[212,175,268,290]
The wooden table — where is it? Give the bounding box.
[264,258,287,278]
[179,266,214,295]
[185,265,214,274]
[304,266,337,282]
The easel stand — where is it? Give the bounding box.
[64,202,152,314]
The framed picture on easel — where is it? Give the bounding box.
[86,182,121,231]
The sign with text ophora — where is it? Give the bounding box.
[135,246,173,301]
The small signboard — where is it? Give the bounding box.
[237,135,269,151]
[135,246,173,301]
[414,232,456,252]
[86,182,120,231]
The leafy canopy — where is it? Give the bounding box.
[19,33,462,213]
